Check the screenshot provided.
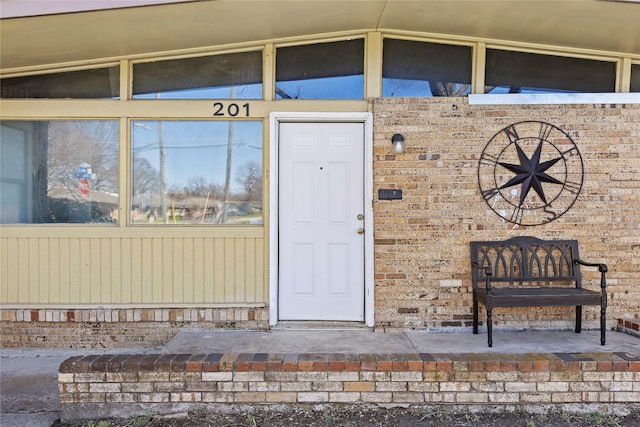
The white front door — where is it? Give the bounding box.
[278,122,365,321]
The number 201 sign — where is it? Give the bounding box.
[213,102,250,117]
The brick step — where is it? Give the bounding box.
[617,318,640,338]
[59,351,640,422]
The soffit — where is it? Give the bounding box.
[1,0,639,72]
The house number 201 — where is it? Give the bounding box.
[213,102,250,117]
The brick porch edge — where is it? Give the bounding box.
[58,351,640,421]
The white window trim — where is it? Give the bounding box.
[469,92,640,105]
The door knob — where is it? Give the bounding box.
[357,214,364,220]
[357,228,365,234]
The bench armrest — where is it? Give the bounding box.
[471,261,492,291]
[574,259,608,292]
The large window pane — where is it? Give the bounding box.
[133,51,263,99]
[0,121,119,224]
[485,49,615,94]
[131,120,262,225]
[631,64,640,92]
[276,39,364,99]
[383,39,472,97]
[0,67,120,99]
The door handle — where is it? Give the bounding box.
[357,214,364,220]
[357,228,365,234]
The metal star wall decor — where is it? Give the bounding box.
[478,121,584,226]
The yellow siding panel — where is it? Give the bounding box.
[0,235,266,306]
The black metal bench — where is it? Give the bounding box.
[470,236,607,347]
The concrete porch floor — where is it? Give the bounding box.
[161,328,640,355]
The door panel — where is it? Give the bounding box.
[279,122,364,321]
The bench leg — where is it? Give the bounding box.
[486,308,493,348]
[472,297,479,334]
[600,304,606,346]
[575,306,582,333]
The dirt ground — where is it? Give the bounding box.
[63,406,640,427]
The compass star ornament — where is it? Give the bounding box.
[478,121,584,226]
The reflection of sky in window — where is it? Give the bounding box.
[275,75,363,99]
[132,120,262,192]
[134,84,262,99]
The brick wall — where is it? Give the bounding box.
[0,308,268,348]
[58,351,640,421]
[372,98,639,331]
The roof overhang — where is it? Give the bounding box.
[1,0,640,72]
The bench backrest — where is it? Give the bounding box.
[470,236,582,287]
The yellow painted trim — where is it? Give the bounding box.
[0,226,264,239]
[366,32,382,99]
[473,43,486,95]
[618,58,632,93]
[0,100,368,119]
[264,44,275,102]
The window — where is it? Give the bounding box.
[133,51,263,99]
[382,39,472,97]
[131,120,262,225]
[0,67,120,99]
[0,121,119,224]
[276,39,364,99]
[631,64,640,92]
[485,49,616,94]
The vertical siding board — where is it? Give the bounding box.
[204,238,216,302]
[0,239,6,302]
[192,238,205,303]
[245,238,256,303]
[224,239,235,303]
[214,238,225,302]
[125,239,144,303]
[17,239,29,303]
[183,238,195,303]
[235,239,246,302]
[66,239,85,302]
[172,238,184,303]
[105,239,122,303]
[38,239,50,303]
[28,239,39,302]
[162,238,173,304]
[58,239,70,303]
[79,238,91,303]
[1,239,13,302]
[256,238,265,303]
[90,238,101,303]
[145,238,158,303]
[151,238,164,302]
[49,239,60,304]
[121,238,133,303]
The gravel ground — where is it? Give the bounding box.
[62,406,640,427]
